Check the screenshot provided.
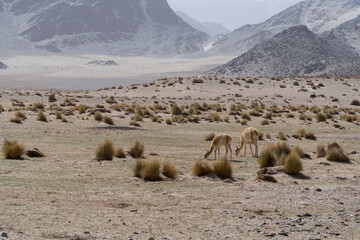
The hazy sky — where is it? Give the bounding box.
[168,0,303,30]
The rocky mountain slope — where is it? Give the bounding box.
[208,25,360,77]
[0,0,208,55]
[0,61,7,69]
[320,15,360,55]
[207,0,360,56]
[176,11,229,37]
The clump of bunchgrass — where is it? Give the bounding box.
[115,147,126,158]
[129,140,145,159]
[2,139,25,159]
[284,151,303,175]
[141,159,161,181]
[315,113,327,122]
[133,159,146,178]
[317,145,326,158]
[103,115,114,125]
[95,140,114,161]
[94,112,103,121]
[213,157,233,179]
[278,132,287,141]
[37,111,47,122]
[162,161,179,179]
[193,159,213,176]
[326,142,350,163]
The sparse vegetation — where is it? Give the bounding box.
[350,99,360,106]
[284,151,303,175]
[2,139,25,159]
[133,159,146,178]
[37,111,47,122]
[141,159,161,181]
[213,158,233,179]
[278,132,287,141]
[48,93,57,102]
[94,112,103,121]
[317,145,326,158]
[129,140,145,159]
[326,142,350,163]
[193,159,213,176]
[261,119,269,125]
[95,139,114,161]
[192,78,204,84]
[103,116,114,125]
[115,147,126,158]
[315,113,327,122]
[162,161,179,179]
[258,142,292,168]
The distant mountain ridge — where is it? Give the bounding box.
[208,25,360,77]
[0,0,208,55]
[207,0,360,56]
[176,11,230,37]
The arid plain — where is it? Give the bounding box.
[1,75,360,240]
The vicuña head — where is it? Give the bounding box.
[204,133,232,160]
[235,127,259,158]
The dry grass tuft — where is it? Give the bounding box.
[315,113,327,122]
[284,151,303,175]
[141,159,161,181]
[205,133,215,141]
[103,115,114,125]
[317,145,326,158]
[129,140,145,159]
[326,142,350,163]
[115,147,126,158]
[48,93,57,102]
[94,112,103,121]
[213,157,233,179]
[2,139,25,159]
[37,111,47,122]
[162,161,179,179]
[193,159,213,176]
[278,132,287,141]
[133,159,146,178]
[95,140,114,161]
[258,142,292,168]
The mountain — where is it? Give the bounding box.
[0,61,7,69]
[176,11,229,37]
[208,25,359,77]
[0,0,209,55]
[207,0,360,55]
[320,15,360,55]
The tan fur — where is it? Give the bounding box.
[204,134,232,160]
[235,127,259,158]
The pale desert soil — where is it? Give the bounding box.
[0,76,359,240]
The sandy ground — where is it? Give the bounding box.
[0,55,233,89]
[0,75,360,239]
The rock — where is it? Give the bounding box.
[256,174,277,183]
[278,231,289,236]
[1,232,8,238]
[297,213,312,218]
[0,61,8,69]
[25,148,45,158]
[315,188,322,192]
[87,60,118,66]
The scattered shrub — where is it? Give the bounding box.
[133,159,146,178]
[284,151,303,175]
[129,140,145,159]
[193,159,213,176]
[213,158,233,179]
[261,119,269,125]
[162,161,179,179]
[130,121,141,127]
[326,142,350,163]
[315,113,327,122]
[350,100,360,106]
[10,117,22,124]
[205,133,215,141]
[37,111,47,122]
[61,117,67,123]
[15,111,27,120]
[297,129,305,138]
[278,132,287,141]
[48,93,57,102]
[2,139,25,159]
[95,139,114,161]
[171,104,182,115]
[165,118,172,125]
[103,116,114,125]
[115,147,126,158]
[241,119,247,125]
[192,78,204,84]
[304,131,316,140]
[94,112,103,121]
[133,113,143,122]
[317,145,326,158]
[141,159,161,181]
[56,111,62,119]
[241,112,251,121]
[258,142,292,168]
[78,104,87,114]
